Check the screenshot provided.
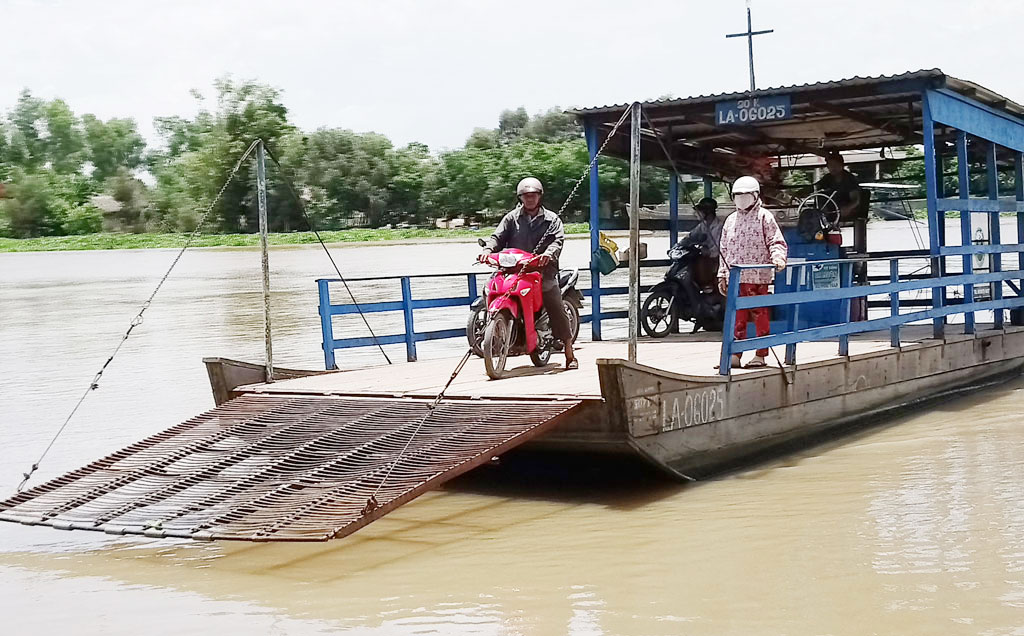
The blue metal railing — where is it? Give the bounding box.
[315,261,667,369]
[317,273,479,369]
[718,251,1024,375]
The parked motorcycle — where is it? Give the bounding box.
[467,241,582,358]
[640,231,724,337]
[477,247,573,379]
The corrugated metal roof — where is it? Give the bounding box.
[569,69,1024,118]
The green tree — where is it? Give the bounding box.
[0,120,10,182]
[150,77,296,233]
[6,90,47,170]
[83,115,145,182]
[0,169,94,237]
[522,107,581,143]
[105,169,149,232]
[464,127,499,150]
[498,107,529,142]
[43,99,86,174]
[387,142,435,224]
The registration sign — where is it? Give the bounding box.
[715,95,792,125]
[810,263,840,290]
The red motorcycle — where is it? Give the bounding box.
[480,247,557,379]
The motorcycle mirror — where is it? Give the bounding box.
[477,238,487,247]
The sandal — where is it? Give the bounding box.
[565,358,579,370]
[744,359,767,369]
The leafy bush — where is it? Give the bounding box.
[63,204,103,235]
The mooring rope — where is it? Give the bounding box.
[16,140,262,493]
[261,143,393,366]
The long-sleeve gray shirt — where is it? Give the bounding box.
[482,205,564,279]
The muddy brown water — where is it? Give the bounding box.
[1,224,1022,635]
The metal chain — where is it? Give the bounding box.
[16,139,262,493]
[361,107,635,513]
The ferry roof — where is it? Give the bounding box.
[569,69,1024,177]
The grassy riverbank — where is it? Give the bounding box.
[0,223,592,253]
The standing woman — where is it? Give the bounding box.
[717,176,788,369]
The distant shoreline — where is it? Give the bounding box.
[0,224,595,253]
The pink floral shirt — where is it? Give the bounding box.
[717,203,788,285]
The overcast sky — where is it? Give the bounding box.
[2,0,1021,152]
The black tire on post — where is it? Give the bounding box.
[641,288,678,338]
[483,310,513,380]
[466,305,487,357]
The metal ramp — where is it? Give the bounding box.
[0,394,581,541]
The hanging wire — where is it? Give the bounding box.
[16,140,262,493]
[261,144,392,366]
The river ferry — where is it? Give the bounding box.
[4,70,1024,541]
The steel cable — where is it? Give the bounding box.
[16,140,262,493]
[261,143,393,366]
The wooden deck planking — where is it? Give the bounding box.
[242,326,978,400]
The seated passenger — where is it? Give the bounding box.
[691,197,724,259]
[815,152,866,223]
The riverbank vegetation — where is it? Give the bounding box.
[0,78,670,246]
[0,223,591,253]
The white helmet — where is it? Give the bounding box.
[732,176,761,195]
[516,177,544,197]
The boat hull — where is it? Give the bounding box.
[593,329,1024,479]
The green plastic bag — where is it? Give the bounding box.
[592,247,618,275]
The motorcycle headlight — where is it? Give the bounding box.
[497,252,519,268]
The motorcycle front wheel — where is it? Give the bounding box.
[483,310,514,380]
[641,288,678,338]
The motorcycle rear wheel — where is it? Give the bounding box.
[641,289,678,338]
[466,305,487,357]
[563,298,580,343]
[483,310,514,380]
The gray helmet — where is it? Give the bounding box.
[516,177,544,197]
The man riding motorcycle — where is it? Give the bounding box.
[477,177,577,370]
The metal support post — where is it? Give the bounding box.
[838,263,853,356]
[703,176,714,199]
[784,266,802,365]
[988,142,1003,328]
[585,122,603,341]
[669,172,679,247]
[255,141,274,382]
[400,277,417,362]
[957,131,975,334]
[628,102,641,363]
[1017,153,1024,304]
[889,260,901,347]
[922,94,945,339]
[719,271,742,375]
[317,279,337,370]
